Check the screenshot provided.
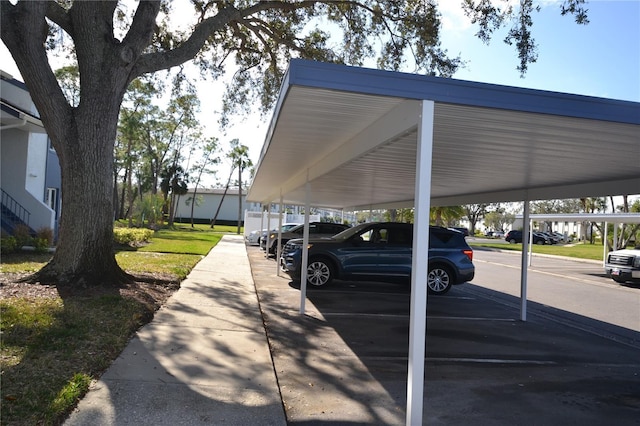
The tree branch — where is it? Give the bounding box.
[1,1,73,142]
[122,1,162,55]
[133,4,241,77]
[131,0,369,77]
[44,0,73,37]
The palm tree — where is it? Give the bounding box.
[430,206,465,227]
[210,140,252,232]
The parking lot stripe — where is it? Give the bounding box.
[427,316,517,321]
[428,357,557,365]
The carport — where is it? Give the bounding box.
[246,59,640,425]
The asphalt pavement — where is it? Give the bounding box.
[65,235,640,425]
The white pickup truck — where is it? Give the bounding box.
[605,248,640,284]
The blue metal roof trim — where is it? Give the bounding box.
[253,63,294,174]
[0,99,42,121]
[0,72,29,91]
[1,102,21,118]
[287,59,640,125]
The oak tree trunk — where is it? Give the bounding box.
[1,1,143,287]
[37,116,131,286]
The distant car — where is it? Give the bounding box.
[484,230,504,238]
[540,232,560,244]
[552,232,570,243]
[246,229,265,245]
[247,223,300,246]
[533,232,551,244]
[262,222,350,255]
[505,230,549,245]
[280,222,475,295]
[605,248,640,284]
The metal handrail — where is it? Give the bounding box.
[1,188,31,226]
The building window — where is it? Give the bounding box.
[46,187,58,211]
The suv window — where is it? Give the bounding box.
[430,228,459,248]
[387,227,412,245]
[360,227,387,243]
[319,224,344,234]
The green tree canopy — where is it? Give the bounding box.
[0,0,589,287]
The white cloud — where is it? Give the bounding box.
[438,2,473,34]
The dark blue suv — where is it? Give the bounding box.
[280,222,475,295]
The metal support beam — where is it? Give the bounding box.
[299,181,311,315]
[520,198,531,322]
[406,100,434,426]
[276,193,284,277]
[264,203,271,258]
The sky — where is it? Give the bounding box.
[1,0,639,187]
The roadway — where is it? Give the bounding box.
[248,244,640,425]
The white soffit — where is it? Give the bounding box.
[247,60,640,209]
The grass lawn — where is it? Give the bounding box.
[0,224,239,426]
[469,240,608,261]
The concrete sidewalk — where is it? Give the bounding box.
[65,235,286,426]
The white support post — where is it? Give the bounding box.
[276,192,284,276]
[264,203,271,258]
[259,204,265,244]
[528,219,533,266]
[520,199,530,322]
[406,100,434,426]
[299,181,311,315]
[603,222,609,267]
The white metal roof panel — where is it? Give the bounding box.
[247,60,640,209]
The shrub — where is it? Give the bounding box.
[133,194,165,228]
[13,223,32,247]
[33,238,51,253]
[36,227,54,246]
[1,236,17,254]
[113,228,154,246]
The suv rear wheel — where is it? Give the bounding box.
[307,258,334,287]
[427,265,452,295]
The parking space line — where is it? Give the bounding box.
[307,289,410,296]
[336,355,558,365]
[474,258,624,290]
[321,313,409,319]
[462,286,640,350]
[427,316,517,321]
[428,357,557,365]
[308,313,518,322]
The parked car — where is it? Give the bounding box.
[247,223,301,246]
[246,229,264,245]
[280,222,475,295]
[540,232,560,244]
[484,230,504,238]
[262,222,350,255]
[605,248,640,284]
[249,223,300,248]
[552,232,570,243]
[505,230,549,245]
[534,232,551,244]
